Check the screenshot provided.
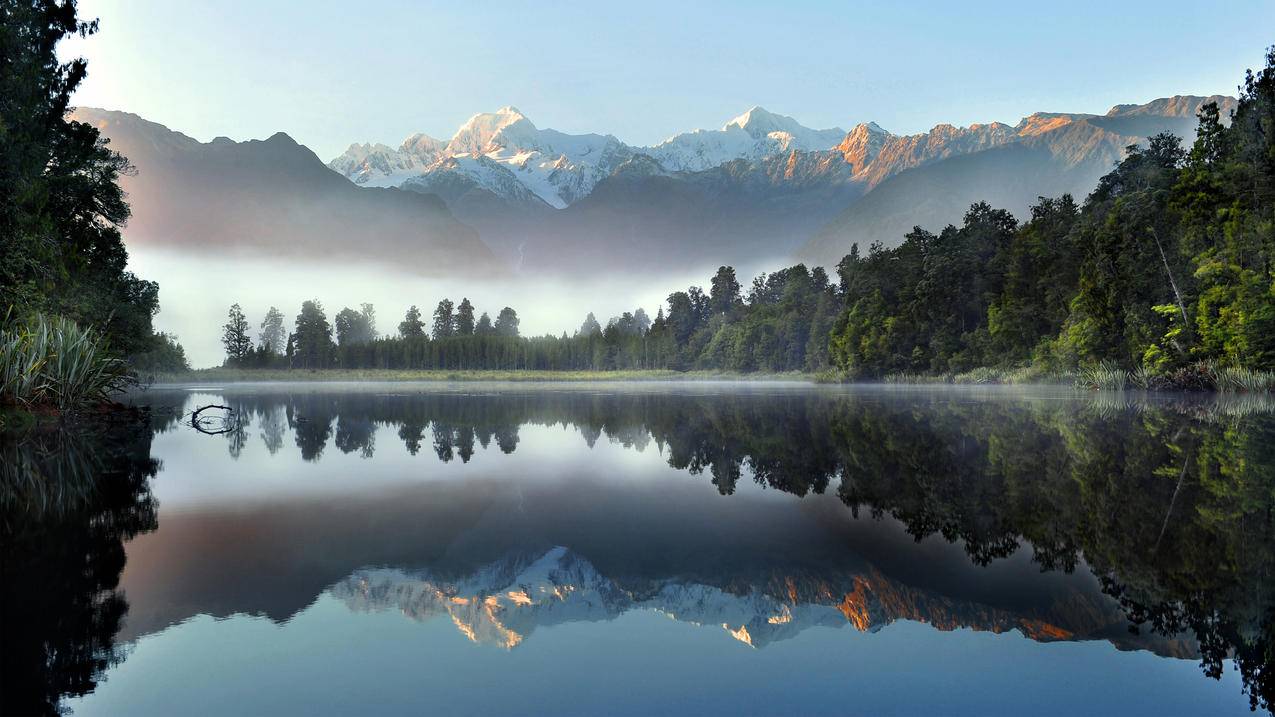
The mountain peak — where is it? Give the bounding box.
[837,122,892,174]
[1105,95,1237,119]
[724,106,779,131]
[848,121,889,136]
[448,107,537,156]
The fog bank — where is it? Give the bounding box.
[130,248,769,369]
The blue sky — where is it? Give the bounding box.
[65,0,1275,160]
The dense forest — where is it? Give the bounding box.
[1,0,187,408]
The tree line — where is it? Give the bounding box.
[219,261,840,372]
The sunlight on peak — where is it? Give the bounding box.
[724,623,755,647]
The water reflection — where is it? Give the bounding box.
[0,415,159,716]
[5,385,1275,714]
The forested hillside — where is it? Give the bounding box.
[829,47,1275,381]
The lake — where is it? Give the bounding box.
[3,382,1272,716]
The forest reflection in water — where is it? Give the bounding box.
[3,383,1274,715]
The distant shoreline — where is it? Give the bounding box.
[140,368,823,385]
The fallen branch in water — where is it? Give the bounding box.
[191,404,236,435]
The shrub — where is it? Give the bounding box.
[0,314,134,409]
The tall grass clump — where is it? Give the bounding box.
[0,314,133,409]
[883,372,950,384]
[1075,360,1128,391]
[1214,366,1275,393]
[952,367,1007,384]
[1128,364,1154,390]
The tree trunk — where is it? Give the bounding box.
[1150,227,1190,336]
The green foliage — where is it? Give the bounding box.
[398,305,425,338]
[494,307,520,337]
[1075,361,1128,391]
[1215,366,1275,393]
[455,298,475,337]
[831,203,1019,375]
[0,1,164,362]
[221,303,252,365]
[431,299,455,339]
[216,263,839,374]
[127,331,189,373]
[293,300,335,369]
[334,303,376,346]
[0,314,132,408]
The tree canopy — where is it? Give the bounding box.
[0,0,171,363]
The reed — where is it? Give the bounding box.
[1076,360,1128,391]
[1214,366,1275,393]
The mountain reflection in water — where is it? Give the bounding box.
[3,384,1273,715]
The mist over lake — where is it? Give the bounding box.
[129,247,744,369]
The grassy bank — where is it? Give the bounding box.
[141,364,1275,391]
[146,368,821,384]
[870,362,1275,392]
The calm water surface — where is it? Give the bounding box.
[3,382,1273,716]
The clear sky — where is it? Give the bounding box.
[64,0,1275,161]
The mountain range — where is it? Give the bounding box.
[71,108,499,276]
[77,95,1236,276]
[332,545,1192,655]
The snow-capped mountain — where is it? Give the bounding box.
[647,106,846,172]
[402,154,550,209]
[330,105,849,207]
[329,546,1177,654]
[328,134,447,188]
[332,107,633,209]
[87,94,1238,275]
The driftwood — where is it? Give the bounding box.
[191,404,236,435]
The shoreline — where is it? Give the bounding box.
[134,366,1275,393]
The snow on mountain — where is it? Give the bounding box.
[328,94,1238,223]
[647,106,846,172]
[330,107,633,209]
[330,106,851,204]
[401,154,549,208]
[329,134,446,188]
[329,546,1107,651]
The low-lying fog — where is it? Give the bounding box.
[130,248,779,369]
